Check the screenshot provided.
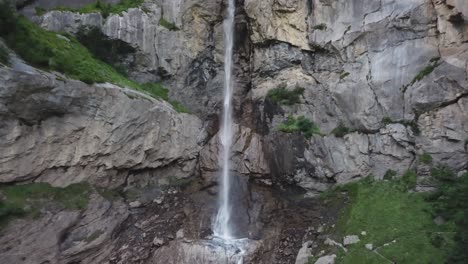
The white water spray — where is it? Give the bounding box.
[214,0,236,241]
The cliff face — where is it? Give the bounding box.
[30,0,468,194]
[1,0,467,263]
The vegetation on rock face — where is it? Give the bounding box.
[340,71,350,80]
[331,123,351,137]
[0,183,91,229]
[159,17,180,31]
[419,152,433,165]
[53,0,144,18]
[383,169,397,180]
[278,116,321,139]
[76,26,135,77]
[267,85,305,105]
[410,57,441,85]
[0,8,188,112]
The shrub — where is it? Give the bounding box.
[267,85,305,105]
[419,153,433,165]
[411,57,441,85]
[159,17,180,31]
[331,122,351,137]
[278,116,321,139]
[384,169,397,180]
[398,169,418,191]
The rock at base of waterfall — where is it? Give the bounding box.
[343,235,360,246]
[314,254,337,264]
[295,241,313,264]
[151,239,260,264]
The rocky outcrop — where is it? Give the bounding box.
[0,194,128,264]
[0,67,206,187]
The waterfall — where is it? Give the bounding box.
[214,0,236,241]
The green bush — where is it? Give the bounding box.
[398,169,418,191]
[267,85,305,105]
[384,169,397,180]
[331,123,351,137]
[159,17,180,31]
[419,153,433,165]
[278,116,321,139]
[411,57,440,85]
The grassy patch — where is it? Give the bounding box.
[53,0,144,18]
[331,123,351,137]
[159,17,180,31]
[0,14,187,112]
[267,85,305,105]
[410,57,440,85]
[278,116,321,139]
[0,182,91,229]
[328,175,454,264]
[419,153,433,165]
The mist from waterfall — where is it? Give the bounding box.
[213,0,236,241]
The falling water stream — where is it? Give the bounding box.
[214,0,236,240]
[212,0,247,263]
